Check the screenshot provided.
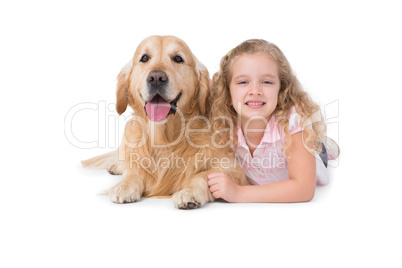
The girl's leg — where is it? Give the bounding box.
[319,143,328,168]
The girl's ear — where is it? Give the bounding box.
[116,60,132,115]
[196,60,210,115]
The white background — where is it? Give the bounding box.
[1,0,401,267]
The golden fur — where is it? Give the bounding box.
[82,36,247,209]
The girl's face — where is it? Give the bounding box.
[229,52,280,123]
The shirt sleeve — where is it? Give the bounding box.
[288,108,303,135]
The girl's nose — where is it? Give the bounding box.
[248,83,262,95]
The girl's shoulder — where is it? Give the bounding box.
[288,106,303,135]
[274,106,304,136]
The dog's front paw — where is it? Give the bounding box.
[172,189,208,209]
[109,183,141,204]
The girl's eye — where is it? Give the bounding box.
[239,81,247,84]
[263,81,272,84]
[140,54,149,63]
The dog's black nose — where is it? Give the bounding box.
[147,70,168,87]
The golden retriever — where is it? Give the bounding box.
[82,36,246,209]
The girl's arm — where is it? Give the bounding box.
[208,132,317,203]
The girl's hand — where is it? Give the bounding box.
[207,172,241,203]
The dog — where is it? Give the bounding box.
[82,36,247,209]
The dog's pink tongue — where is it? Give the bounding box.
[145,95,171,122]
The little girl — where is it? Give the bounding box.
[208,39,339,203]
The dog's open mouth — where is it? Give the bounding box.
[144,92,182,122]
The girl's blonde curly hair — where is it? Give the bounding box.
[210,39,326,154]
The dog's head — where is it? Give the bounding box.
[116,36,210,122]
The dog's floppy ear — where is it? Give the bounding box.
[195,60,210,115]
[116,60,132,115]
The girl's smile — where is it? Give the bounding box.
[245,100,266,108]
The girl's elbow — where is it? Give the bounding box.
[303,187,315,202]
[304,193,315,202]
[292,179,316,202]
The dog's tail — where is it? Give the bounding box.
[81,150,118,169]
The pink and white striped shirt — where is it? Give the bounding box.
[236,107,328,186]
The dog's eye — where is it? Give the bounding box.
[173,55,184,64]
[140,54,149,63]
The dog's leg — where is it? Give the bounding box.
[108,171,143,204]
[172,172,214,209]
[106,161,125,175]
[82,149,125,175]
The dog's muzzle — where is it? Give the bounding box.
[144,71,182,122]
[147,70,168,92]
[144,92,182,122]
